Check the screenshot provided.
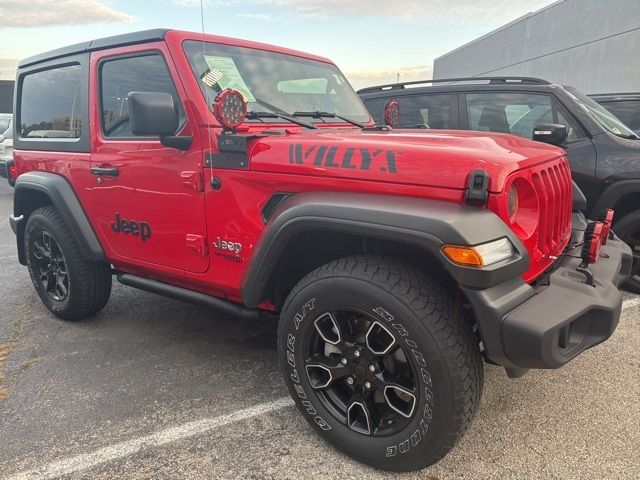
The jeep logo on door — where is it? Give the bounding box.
[288,144,399,174]
[111,212,152,241]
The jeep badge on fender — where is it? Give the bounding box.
[213,237,242,255]
[111,213,151,241]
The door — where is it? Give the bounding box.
[90,47,209,274]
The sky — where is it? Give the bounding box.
[0,0,557,90]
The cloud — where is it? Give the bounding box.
[346,64,433,91]
[0,0,135,28]
[177,0,557,22]
[237,13,273,20]
[0,57,19,80]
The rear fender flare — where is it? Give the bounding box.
[13,171,104,265]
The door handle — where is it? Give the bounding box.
[90,166,119,177]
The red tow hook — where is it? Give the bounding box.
[577,220,606,286]
[597,209,615,245]
[582,221,605,264]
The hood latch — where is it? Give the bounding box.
[465,170,489,206]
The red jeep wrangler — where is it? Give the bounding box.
[8,29,632,471]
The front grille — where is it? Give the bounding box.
[530,159,572,260]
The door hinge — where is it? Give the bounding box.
[186,234,208,256]
[465,169,489,206]
[181,171,204,192]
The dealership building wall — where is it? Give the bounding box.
[433,0,640,94]
[0,81,14,113]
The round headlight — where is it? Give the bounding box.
[213,89,247,130]
[508,178,539,239]
[508,184,519,222]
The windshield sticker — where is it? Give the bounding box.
[201,68,223,88]
[203,56,255,102]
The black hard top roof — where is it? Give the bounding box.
[589,93,640,101]
[18,29,169,69]
[357,77,552,95]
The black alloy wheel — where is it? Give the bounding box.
[305,308,417,436]
[31,230,69,302]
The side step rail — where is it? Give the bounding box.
[117,274,260,321]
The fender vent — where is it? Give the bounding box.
[262,193,292,224]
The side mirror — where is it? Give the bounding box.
[127,92,192,150]
[532,123,567,147]
[128,92,178,136]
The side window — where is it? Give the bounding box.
[466,92,555,138]
[100,54,184,138]
[20,64,82,138]
[396,94,451,129]
[555,104,585,142]
[363,98,386,125]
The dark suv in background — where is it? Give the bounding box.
[590,93,640,135]
[359,78,640,291]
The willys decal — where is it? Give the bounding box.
[288,144,399,174]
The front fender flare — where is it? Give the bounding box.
[590,179,640,219]
[241,192,528,308]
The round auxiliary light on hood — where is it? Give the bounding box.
[213,89,247,130]
[383,100,400,128]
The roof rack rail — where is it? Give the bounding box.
[357,76,551,94]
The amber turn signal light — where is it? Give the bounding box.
[441,246,484,267]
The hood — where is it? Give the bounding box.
[249,128,564,193]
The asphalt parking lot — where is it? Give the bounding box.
[0,179,639,480]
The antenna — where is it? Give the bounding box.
[200,0,214,181]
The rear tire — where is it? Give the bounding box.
[613,210,640,293]
[278,255,483,472]
[25,206,112,320]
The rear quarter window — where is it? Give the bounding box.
[362,98,386,124]
[19,64,83,139]
[362,94,452,129]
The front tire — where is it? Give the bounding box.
[25,206,112,320]
[278,255,483,472]
[613,210,640,293]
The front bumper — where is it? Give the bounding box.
[463,212,632,370]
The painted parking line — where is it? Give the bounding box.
[6,397,295,480]
[5,297,640,479]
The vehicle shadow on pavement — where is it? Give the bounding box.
[1,281,638,479]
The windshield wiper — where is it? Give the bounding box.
[293,111,365,128]
[246,110,316,129]
[619,133,640,140]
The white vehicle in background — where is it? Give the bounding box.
[0,115,13,179]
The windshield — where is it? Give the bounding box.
[565,87,638,138]
[183,40,370,124]
[598,100,640,134]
